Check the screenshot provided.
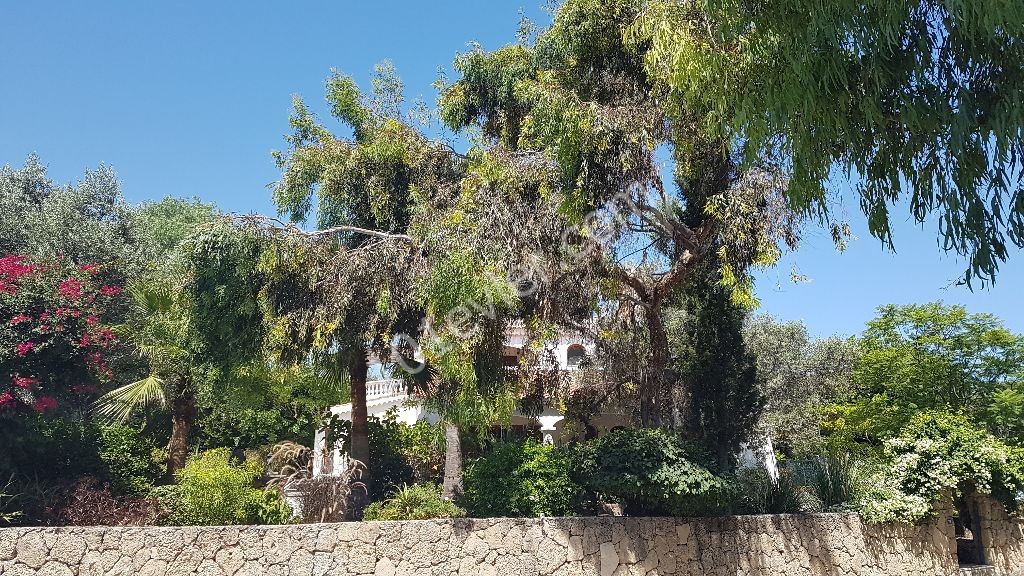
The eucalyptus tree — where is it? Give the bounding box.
[438,1,801,428]
[265,64,476,501]
[632,0,1024,286]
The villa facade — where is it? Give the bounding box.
[312,324,777,478]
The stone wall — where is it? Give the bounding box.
[972,495,1024,575]
[0,513,970,576]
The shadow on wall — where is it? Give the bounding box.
[972,494,1024,575]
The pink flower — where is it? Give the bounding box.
[58,278,82,300]
[0,255,37,281]
[55,307,67,317]
[86,315,99,325]
[0,392,14,409]
[11,376,38,389]
[79,263,100,274]
[99,285,122,297]
[39,311,51,321]
[10,313,31,325]
[15,341,35,357]
[79,333,91,346]
[32,396,57,413]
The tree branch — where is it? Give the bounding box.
[233,214,416,243]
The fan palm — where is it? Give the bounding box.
[93,273,200,476]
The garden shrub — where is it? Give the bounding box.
[461,439,582,517]
[805,452,865,511]
[857,411,1024,523]
[162,448,293,525]
[363,484,465,521]
[97,424,165,496]
[40,476,166,526]
[330,411,444,501]
[732,467,810,514]
[572,428,728,516]
[0,416,105,484]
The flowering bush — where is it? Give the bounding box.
[0,254,123,414]
[858,411,1024,523]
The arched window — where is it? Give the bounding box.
[566,344,587,368]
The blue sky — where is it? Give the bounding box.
[2,1,1020,338]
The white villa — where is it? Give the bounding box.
[312,324,777,478]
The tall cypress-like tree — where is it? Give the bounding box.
[668,266,763,467]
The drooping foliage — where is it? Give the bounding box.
[632,0,1024,285]
[439,0,802,428]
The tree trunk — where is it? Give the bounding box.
[441,421,463,500]
[167,390,197,480]
[348,352,371,515]
[640,304,671,428]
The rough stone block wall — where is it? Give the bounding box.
[0,513,965,576]
[972,495,1024,576]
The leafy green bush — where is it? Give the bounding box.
[858,411,1024,523]
[363,483,465,521]
[330,411,444,501]
[462,440,582,517]
[98,425,165,496]
[0,417,105,484]
[572,428,728,516]
[162,448,293,525]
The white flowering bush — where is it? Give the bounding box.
[858,411,1024,523]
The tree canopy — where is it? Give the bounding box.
[829,302,1024,445]
[632,0,1024,285]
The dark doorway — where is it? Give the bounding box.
[954,496,986,566]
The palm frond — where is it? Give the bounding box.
[91,375,168,423]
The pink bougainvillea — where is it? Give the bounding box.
[58,278,83,300]
[32,396,57,413]
[11,376,38,389]
[9,313,31,325]
[2,254,124,415]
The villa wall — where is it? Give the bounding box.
[971,495,1024,575]
[0,512,978,576]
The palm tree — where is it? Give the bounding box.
[93,274,200,476]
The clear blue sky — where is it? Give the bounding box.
[2,2,1021,338]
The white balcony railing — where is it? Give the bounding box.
[366,378,404,400]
